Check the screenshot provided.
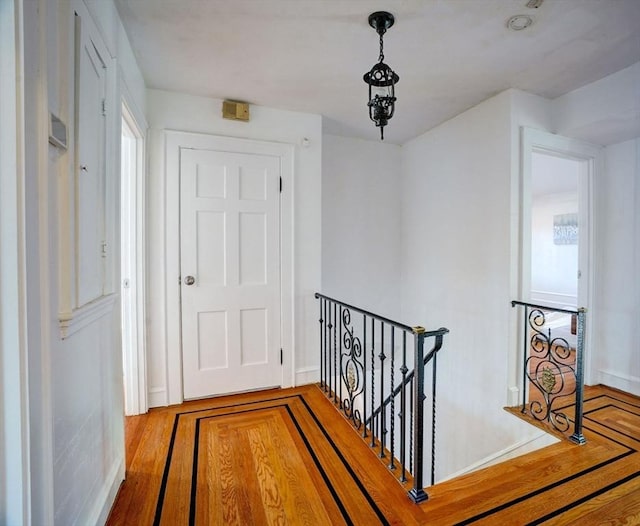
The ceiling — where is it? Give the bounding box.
[115,0,640,144]
[531,151,578,198]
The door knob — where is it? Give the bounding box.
[184,275,195,286]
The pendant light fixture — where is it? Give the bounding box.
[363,11,399,140]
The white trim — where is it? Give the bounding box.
[120,92,148,415]
[84,457,125,526]
[148,387,167,409]
[295,366,320,386]
[0,0,30,522]
[520,127,602,386]
[164,131,295,405]
[118,69,147,134]
[440,431,559,482]
[598,370,640,397]
[59,293,117,339]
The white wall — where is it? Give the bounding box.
[321,134,402,318]
[399,89,555,480]
[392,74,638,478]
[531,192,579,303]
[17,0,146,523]
[554,62,640,395]
[146,89,322,406]
[594,138,640,394]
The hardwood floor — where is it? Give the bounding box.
[106,384,640,525]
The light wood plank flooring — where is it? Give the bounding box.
[106,384,640,525]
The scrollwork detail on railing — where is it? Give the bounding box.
[340,308,364,429]
[525,309,576,434]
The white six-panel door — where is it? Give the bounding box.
[180,148,281,399]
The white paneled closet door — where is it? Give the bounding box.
[180,147,282,399]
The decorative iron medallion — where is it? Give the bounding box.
[340,308,365,429]
[540,367,556,394]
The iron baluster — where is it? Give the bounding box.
[319,298,324,390]
[339,306,343,408]
[389,327,396,470]
[569,308,586,444]
[379,321,386,459]
[370,316,376,447]
[333,304,340,404]
[521,305,529,413]
[363,314,368,438]
[409,328,428,503]
[409,375,414,475]
[327,304,333,397]
[430,336,440,487]
[324,299,329,393]
[399,332,407,482]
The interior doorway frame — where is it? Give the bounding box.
[1,0,30,521]
[520,127,602,385]
[120,88,148,415]
[164,131,295,406]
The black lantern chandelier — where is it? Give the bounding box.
[363,11,399,140]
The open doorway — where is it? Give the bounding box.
[529,152,580,349]
[520,127,601,385]
[120,103,147,415]
[531,152,580,308]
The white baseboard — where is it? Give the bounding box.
[87,457,125,526]
[507,386,520,407]
[598,369,640,396]
[440,432,559,482]
[295,366,319,386]
[148,369,325,408]
[148,387,167,408]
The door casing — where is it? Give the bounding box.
[120,98,148,416]
[164,131,295,405]
[519,127,602,386]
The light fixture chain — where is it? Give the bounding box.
[379,32,385,62]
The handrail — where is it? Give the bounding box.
[315,292,448,503]
[366,333,446,425]
[315,292,415,333]
[511,300,586,444]
[511,300,582,316]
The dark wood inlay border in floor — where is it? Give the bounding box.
[153,393,390,525]
[438,389,640,525]
[108,384,640,525]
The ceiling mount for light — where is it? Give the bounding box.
[363,11,399,141]
[507,14,534,31]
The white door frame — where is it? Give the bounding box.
[164,131,295,405]
[520,127,602,385]
[1,0,30,522]
[120,92,148,415]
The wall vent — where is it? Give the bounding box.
[222,100,250,122]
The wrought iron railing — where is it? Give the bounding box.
[511,300,586,445]
[315,292,449,503]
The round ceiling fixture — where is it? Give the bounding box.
[507,14,533,31]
